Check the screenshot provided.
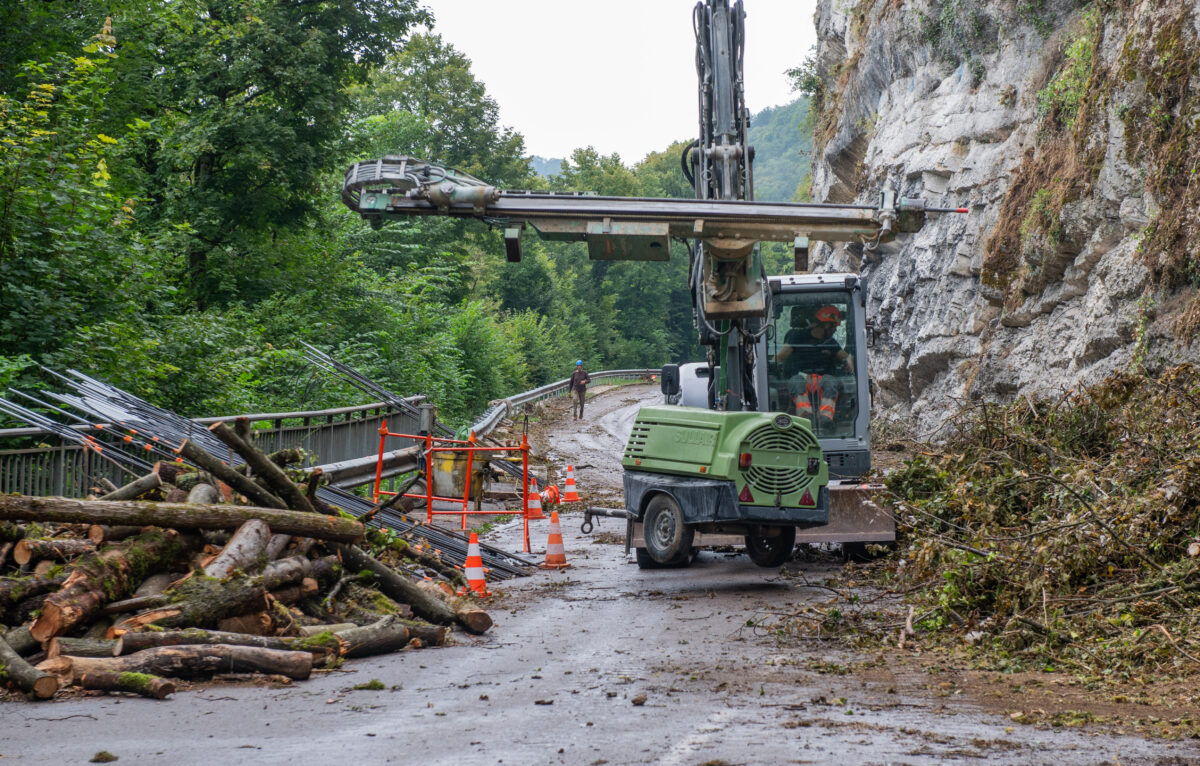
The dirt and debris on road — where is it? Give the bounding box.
[2,383,1197,764]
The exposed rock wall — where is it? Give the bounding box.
[808,0,1200,434]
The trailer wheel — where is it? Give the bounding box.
[635,548,664,569]
[642,494,694,566]
[635,546,697,569]
[745,526,796,568]
[841,541,895,563]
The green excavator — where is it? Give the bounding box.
[341,0,963,568]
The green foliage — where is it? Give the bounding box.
[0,4,813,432]
[883,365,1200,680]
[747,99,812,203]
[1018,187,1061,253]
[913,0,997,87]
[0,35,152,358]
[785,52,821,100]
[1036,9,1099,129]
[351,33,531,187]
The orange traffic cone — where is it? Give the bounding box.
[526,476,545,520]
[540,510,571,569]
[459,531,491,597]
[563,465,581,502]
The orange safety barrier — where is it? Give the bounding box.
[372,420,542,553]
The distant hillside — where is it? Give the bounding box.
[530,155,563,177]
[748,98,811,202]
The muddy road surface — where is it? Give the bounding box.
[4,385,1196,764]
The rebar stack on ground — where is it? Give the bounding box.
[324,487,536,579]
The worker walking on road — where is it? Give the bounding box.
[569,360,591,420]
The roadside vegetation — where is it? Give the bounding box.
[0,1,811,427]
[777,364,1200,736]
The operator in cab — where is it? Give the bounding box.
[776,305,851,427]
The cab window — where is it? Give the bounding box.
[766,292,858,438]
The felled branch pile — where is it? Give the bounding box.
[782,365,1200,687]
[0,419,492,702]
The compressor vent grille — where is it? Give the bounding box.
[742,423,818,497]
[624,422,653,459]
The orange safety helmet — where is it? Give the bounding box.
[815,305,842,324]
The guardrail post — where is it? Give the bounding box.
[521,430,531,554]
[462,431,476,530]
[425,432,434,525]
[373,420,388,504]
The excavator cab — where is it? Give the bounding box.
[757,273,871,479]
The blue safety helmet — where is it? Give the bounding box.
[575,360,583,366]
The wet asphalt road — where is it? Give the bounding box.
[3,385,1197,765]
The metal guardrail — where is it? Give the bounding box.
[0,368,657,496]
[0,400,423,497]
[468,369,656,437]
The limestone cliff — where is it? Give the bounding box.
[807,0,1200,433]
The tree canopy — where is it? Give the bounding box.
[0,5,812,428]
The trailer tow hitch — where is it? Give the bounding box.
[581,506,635,534]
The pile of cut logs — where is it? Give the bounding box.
[0,418,490,701]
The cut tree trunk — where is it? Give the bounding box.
[417,579,493,634]
[209,423,315,513]
[335,615,412,658]
[3,625,38,656]
[133,572,175,598]
[78,670,175,699]
[269,578,318,606]
[399,619,448,648]
[101,594,169,616]
[204,519,271,579]
[173,472,214,493]
[399,540,465,585]
[152,461,188,486]
[115,628,340,659]
[87,525,144,544]
[186,482,221,506]
[99,472,162,502]
[0,632,58,698]
[108,555,317,636]
[49,644,312,681]
[178,440,287,510]
[13,538,96,567]
[333,544,455,627]
[0,522,24,543]
[29,529,188,642]
[0,496,364,543]
[46,637,116,659]
[263,534,291,561]
[1,576,65,611]
[217,612,271,635]
[298,623,357,637]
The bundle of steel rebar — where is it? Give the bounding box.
[323,487,537,579]
[299,342,454,438]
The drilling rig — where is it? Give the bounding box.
[340,0,962,568]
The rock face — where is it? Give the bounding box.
[807,0,1200,434]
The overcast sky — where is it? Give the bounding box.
[419,0,819,163]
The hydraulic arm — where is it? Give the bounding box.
[340,0,960,412]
